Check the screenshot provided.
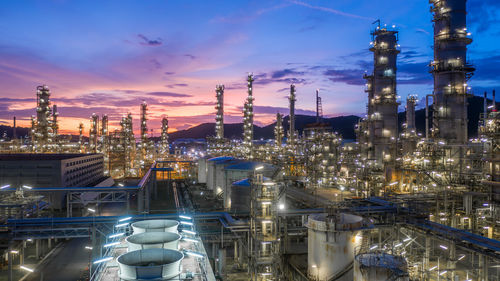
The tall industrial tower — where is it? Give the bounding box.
[249,173,282,280]
[140,101,149,161]
[243,74,255,158]
[363,25,400,163]
[316,89,323,123]
[215,84,225,140]
[78,123,84,153]
[34,85,55,152]
[121,113,135,177]
[160,116,169,156]
[52,104,59,150]
[89,113,99,153]
[274,113,284,147]
[101,115,109,173]
[429,0,474,143]
[288,85,297,145]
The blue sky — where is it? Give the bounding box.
[0,0,498,133]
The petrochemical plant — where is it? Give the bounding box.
[0,0,499,280]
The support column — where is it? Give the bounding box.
[424,237,430,280]
[20,241,25,265]
[126,193,131,212]
[35,240,40,260]
[448,243,456,280]
[138,190,144,213]
[145,182,150,213]
[153,171,158,200]
[8,249,12,281]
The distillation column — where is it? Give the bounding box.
[288,85,297,145]
[140,101,149,163]
[78,123,84,153]
[160,117,169,157]
[429,0,474,143]
[52,104,59,150]
[250,174,282,280]
[34,85,54,152]
[215,85,225,140]
[101,115,109,173]
[275,113,284,148]
[402,96,418,155]
[89,113,99,153]
[243,74,255,158]
[363,26,400,163]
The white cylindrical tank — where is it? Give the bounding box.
[307,213,363,281]
[126,232,181,252]
[197,158,207,183]
[354,253,409,281]
[131,219,179,234]
[117,248,183,280]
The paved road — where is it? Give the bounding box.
[26,238,89,281]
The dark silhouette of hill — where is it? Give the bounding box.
[0,95,493,141]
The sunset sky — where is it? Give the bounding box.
[1,0,499,135]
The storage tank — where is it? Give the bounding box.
[126,232,181,252]
[223,162,276,209]
[229,178,251,213]
[131,219,179,234]
[117,248,183,280]
[197,157,207,183]
[307,213,363,281]
[206,156,235,192]
[354,253,409,281]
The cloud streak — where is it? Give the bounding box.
[137,34,163,46]
[290,0,374,21]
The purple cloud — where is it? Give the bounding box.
[137,34,163,46]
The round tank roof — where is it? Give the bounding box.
[356,252,407,270]
[225,161,274,171]
[131,219,179,234]
[117,248,183,280]
[232,176,272,187]
[307,213,364,231]
[207,156,234,162]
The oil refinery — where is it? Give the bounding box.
[0,1,499,280]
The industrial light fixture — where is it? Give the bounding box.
[20,265,34,272]
[0,184,11,189]
[115,222,129,228]
[22,185,33,189]
[179,215,192,220]
[118,216,132,222]
[103,241,120,248]
[88,208,96,213]
[108,233,125,238]
[93,257,113,264]
[185,251,204,258]
[182,237,198,243]
[182,229,196,235]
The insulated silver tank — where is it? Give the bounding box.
[307,213,363,281]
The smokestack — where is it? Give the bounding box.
[493,89,496,111]
[13,116,16,140]
[484,91,487,117]
[288,84,296,144]
[316,89,319,123]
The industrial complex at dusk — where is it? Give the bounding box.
[0,0,499,280]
